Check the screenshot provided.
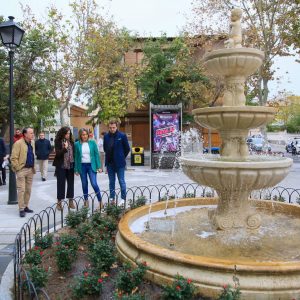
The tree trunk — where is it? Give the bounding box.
[262,77,269,105]
[59,102,69,126]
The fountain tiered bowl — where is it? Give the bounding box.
[203,48,264,78]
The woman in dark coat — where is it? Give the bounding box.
[52,127,75,210]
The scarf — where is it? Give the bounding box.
[63,140,74,169]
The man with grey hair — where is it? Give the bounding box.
[11,127,36,217]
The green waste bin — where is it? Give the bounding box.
[131,147,144,166]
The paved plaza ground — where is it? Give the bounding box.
[0,147,299,298]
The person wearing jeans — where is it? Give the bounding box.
[74,128,102,209]
[103,119,130,202]
[107,165,126,200]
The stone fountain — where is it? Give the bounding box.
[180,8,292,230]
[116,9,299,300]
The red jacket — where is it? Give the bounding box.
[13,134,23,143]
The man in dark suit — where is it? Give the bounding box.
[35,132,52,181]
[103,119,130,201]
[0,137,7,185]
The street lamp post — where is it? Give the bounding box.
[0,16,25,204]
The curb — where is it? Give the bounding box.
[0,259,14,300]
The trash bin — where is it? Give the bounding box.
[131,147,144,166]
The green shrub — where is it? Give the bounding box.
[104,204,124,220]
[75,222,93,242]
[115,262,148,295]
[88,239,116,272]
[72,271,103,299]
[28,265,49,289]
[98,216,118,233]
[23,246,43,266]
[129,196,147,209]
[184,192,195,198]
[91,213,117,232]
[163,275,196,300]
[272,195,286,202]
[65,207,89,228]
[54,241,77,272]
[60,234,79,251]
[218,284,241,300]
[34,230,53,249]
[160,194,175,201]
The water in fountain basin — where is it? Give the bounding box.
[139,206,300,262]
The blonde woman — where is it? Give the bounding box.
[74,128,102,208]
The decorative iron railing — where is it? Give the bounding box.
[12,184,300,299]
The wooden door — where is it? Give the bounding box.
[132,123,150,150]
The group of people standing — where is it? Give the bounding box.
[9,119,130,217]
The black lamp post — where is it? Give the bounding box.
[0,16,25,205]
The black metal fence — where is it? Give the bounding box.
[13,184,300,299]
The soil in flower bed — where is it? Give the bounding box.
[27,225,212,299]
[40,241,161,299]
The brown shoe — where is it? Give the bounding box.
[69,199,76,209]
[56,201,62,211]
[96,202,104,211]
[83,200,89,208]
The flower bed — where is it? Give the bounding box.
[20,203,238,300]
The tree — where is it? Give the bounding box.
[0,14,58,135]
[44,0,93,126]
[138,35,210,107]
[82,20,141,124]
[188,0,297,106]
[281,0,300,62]
[268,93,300,132]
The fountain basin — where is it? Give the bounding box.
[193,106,276,131]
[116,198,300,300]
[203,48,264,78]
[180,156,292,191]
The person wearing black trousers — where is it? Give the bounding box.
[52,127,75,210]
[0,137,7,185]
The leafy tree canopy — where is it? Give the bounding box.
[138,35,210,107]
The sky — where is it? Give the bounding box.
[2,0,300,98]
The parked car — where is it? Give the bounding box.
[203,147,220,154]
[247,137,271,152]
[286,138,300,154]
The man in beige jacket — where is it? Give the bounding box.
[11,127,36,217]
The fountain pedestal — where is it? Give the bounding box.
[209,190,261,230]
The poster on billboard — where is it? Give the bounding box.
[152,112,180,153]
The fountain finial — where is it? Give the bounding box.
[224,8,243,48]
